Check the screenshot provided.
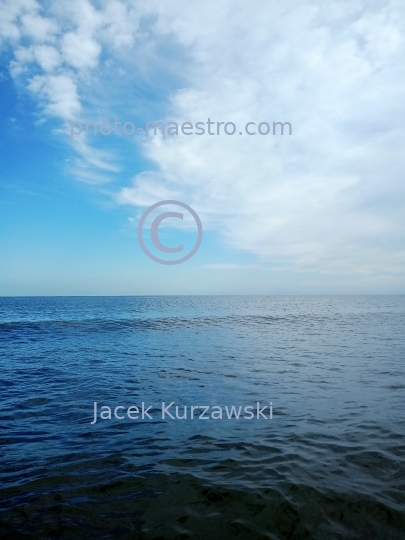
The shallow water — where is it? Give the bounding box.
[1,296,404,539]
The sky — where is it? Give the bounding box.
[0,0,404,295]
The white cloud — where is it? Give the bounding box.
[62,32,101,70]
[117,171,182,207]
[115,0,405,277]
[101,0,140,49]
[2,0,405,280]
[28,73,81,119]
[2,0,140,184]
[33,45,61,71]
[72,136,121,173]
[0,0,39,44]
[21,13,58,41]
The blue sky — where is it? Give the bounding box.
[1,0,405,295]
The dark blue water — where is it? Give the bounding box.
[1,296,404,539]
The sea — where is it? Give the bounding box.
[0,296,404,539]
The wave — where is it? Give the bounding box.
[1,468,404,539]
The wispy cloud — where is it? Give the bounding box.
[115,0,405,277]
[2,0,405,284]
[1,0,147,184]
[203,264,261,270]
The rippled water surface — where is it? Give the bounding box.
[1,296,404,539]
